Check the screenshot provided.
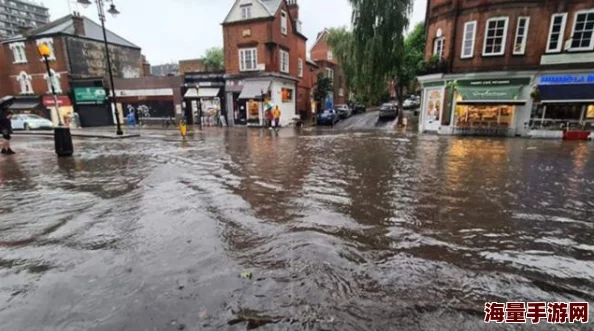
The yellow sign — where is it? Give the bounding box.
[248,100,259,117]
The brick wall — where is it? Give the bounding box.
[426,0,594,73]
[224,19,272,74]
[179,58,205,74]
[0,41,11,96]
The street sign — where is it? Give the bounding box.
[74,87,106,104]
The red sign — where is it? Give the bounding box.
[42,96,72,107]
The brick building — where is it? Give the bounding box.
[179,58,205,74]
[222,0,309,126]
[310,29,349,108]
[418,0,594,139]
[0,13,145,127]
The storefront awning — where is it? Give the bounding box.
[456,85,526,105]
[238,80,271,100]
[184,88,198,98]
[10,100,40,110]
[198,88,220,98]
[538,84,594,103]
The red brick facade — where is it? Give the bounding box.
[0,39,11,97]
[425,0,594,73]
[310,30,349,105]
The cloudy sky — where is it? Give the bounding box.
[42,0,427,65]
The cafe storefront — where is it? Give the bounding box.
[528,73,594,140]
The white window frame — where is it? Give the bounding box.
[326,68,334,83]
[239,48,258,72]
[327,50,333,61]
[482,17,509,57]
[16,71,32,94]
[546,13,568,53]
[9,42,26,63]
[240,4,252,20]
[298,58,303,77]
[569,9,594,51]
[513,17,530,55]
[280,10,287,35]
[44,69,62,94]
[36,37,56,61]
[461,21,477,59]
[280,49,289,74]
[433,37,445,58]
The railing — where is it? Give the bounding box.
[526,119,594,131]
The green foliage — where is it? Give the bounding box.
[313,72,333,107]
[201,47,224,72]
[326,27,356,90]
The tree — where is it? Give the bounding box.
[326,28,356,92]
[201,47,224,71]
[348,0,414,125]
[313,72,333,112]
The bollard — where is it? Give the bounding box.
[54,126,73,157]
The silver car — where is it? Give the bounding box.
[11,114,54,130]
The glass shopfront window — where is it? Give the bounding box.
[454,104,515,129]
[530,103,594,130]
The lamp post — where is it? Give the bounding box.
[77,0,123,135]
[39,43,73,157]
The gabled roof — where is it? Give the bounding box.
[2,14,139,49]
[310,29,330,52]
[259,0,283,14]
[223,0,284,24]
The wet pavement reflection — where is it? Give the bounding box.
[0,129,593,330]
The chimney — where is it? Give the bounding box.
[287,0,298,20]
[72,12,85,36]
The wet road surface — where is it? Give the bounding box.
[0,129,593,330]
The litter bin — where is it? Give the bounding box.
[54,127,73,157]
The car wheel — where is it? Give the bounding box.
[24,123,31,131]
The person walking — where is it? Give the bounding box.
[265,108,274,130]
[0,109,15,155]
[272,106,281,129]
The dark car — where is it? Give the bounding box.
[353,103,366,114]
[378,103,398,121]
[317,109,339,126]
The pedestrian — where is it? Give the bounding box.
[265,108,273,130]
[0,110,15,155]
[272,106,281,129]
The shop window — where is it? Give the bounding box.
[570,9,594,51]
[16,71,32,94]
[239,48,257,71]
[240,4,252,20]
[455,104,514,129]
[483,17,509,56]
[433,37,444,58]
[513,17,530,55]
[586,105,594,119]
[282,88,293,103]
[44,69,62,93]
[546,13,567,53]
[280,49,289,73]
[461,21,476,59]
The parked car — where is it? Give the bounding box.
[317,109,339,126]
[11,114,53,130]
[336,104,352,119]
[403,96,421,109]
[353,103,366,114]
[378,103,399,121]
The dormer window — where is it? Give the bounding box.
[241,4,252,20]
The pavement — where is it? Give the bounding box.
[13,127,141,139]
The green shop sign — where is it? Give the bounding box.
[453,78,530,102]
[74,87,106,104]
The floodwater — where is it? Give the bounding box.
[0,128,593,331]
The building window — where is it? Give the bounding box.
[240,4,252,20]
[433,37,445,58]
[16,71,32,94]
[461,21,476,58]
[546,13,568,53]
[44,69,62,94]
[281,88,293,102]
[239,48,257,71]
[281,10,287,35]
[36,38,55,60]
[326,68,334,83]
[327,50,333,61]
[9,42,26,63]
[483,17,509,56]
[280,49,289,73]
[338,88,344,97]
[298,58,303,77]
[513,17,530,55]
[570,9,594,51]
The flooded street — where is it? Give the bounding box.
[1,129,593,331]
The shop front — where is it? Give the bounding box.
[421,77,531,136]
[183,73,226,126]
[529,73,594,140]
[42,96,74,127]
[8,96,48,119]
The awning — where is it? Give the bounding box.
[238,80,271,100]
[198,88,220,98]
[456,85,526,105]
[184,88,198,98]
[10,100,40,110]
[538,84,594,103]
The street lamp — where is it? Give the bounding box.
[77,0,123,135]
[38,43,73,157]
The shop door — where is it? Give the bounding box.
[236,98,247,125]
[423,88,444,132]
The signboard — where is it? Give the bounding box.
[538,74,594,85]
[456,78,531,87]
[74,87,106,104]
[423,88,443,132]
[42,96,72,107]
[456,86,522,101]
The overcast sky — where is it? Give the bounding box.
[42,0,427,65]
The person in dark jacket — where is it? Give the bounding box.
[0,109,14,155]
